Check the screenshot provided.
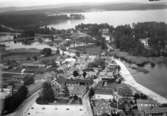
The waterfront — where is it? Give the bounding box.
[1,8,167,99]
[115,59,167,104]
[129,63,167,98]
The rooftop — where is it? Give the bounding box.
[144,107,167,114]
[94,88,113,95]
[137,99,159,105]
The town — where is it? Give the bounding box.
[1,21,167,116]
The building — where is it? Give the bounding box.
[93,79,115,100]
[142,107,167,116]
[94,89,114,100]
[137,99,159,111]
[100,28,110,35]
[140,38,150,48]
[56,78,93,97]
[64,78,93,87]
[94,79,132,99]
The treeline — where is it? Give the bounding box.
[1,75,35,115]
[0,13,69,30]
[114,22,167,57]
[76,22,167,57]
[2,85,28,115]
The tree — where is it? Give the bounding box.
[83,71,87,78]
[73,95,79,101]
[89,88,95,98]
[23,75,34,85]
[2,85,28,114]
[16,85,28,101]
[41,48,52,56]
[73,70,79,77]
[38,82,55,104]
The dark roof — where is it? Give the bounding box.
[102,78,116,83]
[96,80,127,89]
[144,107,167,114]
[95,88,113,95]
[65,78,93,85]
[137,99,158,105]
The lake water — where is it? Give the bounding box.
[49,9,167,29]
[126,62,167,98]
[2,9,167,98]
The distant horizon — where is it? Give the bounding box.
[0,0,166,8]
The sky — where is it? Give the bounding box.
[0,0,165,7]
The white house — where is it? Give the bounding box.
[94,89,114,100]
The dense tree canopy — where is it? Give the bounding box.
[41,48,52,56]
[23,75,35,85]
[2,85,28,114]
[37,82,55,104]
[113,22,167,57]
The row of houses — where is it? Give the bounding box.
[91,76,167,116]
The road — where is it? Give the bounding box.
[82,91,93,116]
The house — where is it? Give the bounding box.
[94,88,114,100]
[142,107,167,116]
[93,79,115,100]
[140,38,150,48]
[95,79,132,99]
[137,99,159,111]
[56,78,92,98]
[100,28,110,35]
[64,78,93,86]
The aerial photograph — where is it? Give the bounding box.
[0,0,167,116]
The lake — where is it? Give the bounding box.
[48,9,167,29]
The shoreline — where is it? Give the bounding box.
[114,59,167,104]
[112,50,167,67]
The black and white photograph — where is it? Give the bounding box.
[0,0,167,116]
